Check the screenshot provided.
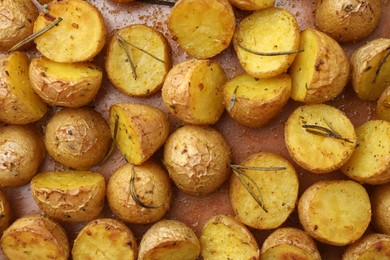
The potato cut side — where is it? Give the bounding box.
[0,52,47,124]
[33,0,106,62]
[72,218,138,260]
[200,214,260,260]
[343,233,390,260]
[223,73,291,128]
[262,244,316,259]
[29,56,102,107]
[228,0,275,10]
[298,180,371,246]
[168,0,235,59]
[106,24,171,97]
[229,152,299,230]
[109,103,169,165]
[233,7,300,79]
[285,104,357,174]
[341,120,390,184]
[377,86,390,121]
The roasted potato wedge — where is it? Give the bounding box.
[72,218,138,260]
[109,103,169,165]
[162,59,226,125]
[228,0,274,10]
[168,0,235,59]
[200,214,260,260]
[0,190,11,235]
[1,214,69,260]
[31,170,105,222]
[371,183,390,235]
[223,73,291,128]
[230,152,299,230]
[341,120,390,184]
[233,7,300,79]
[107,161,172,224]
[164,125,231,196]
[29,56,103,108]
[0,51,47,125]
[298,180,371,246]
[33,0,106,63]
[138,219,201,260]
[343,233,390,259]
[285,104,357,174]
[377,85,390,121]
[289,28,350,103]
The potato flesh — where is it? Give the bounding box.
[144,241,199,260]
[261,244,313,259]
[32,171,103,190]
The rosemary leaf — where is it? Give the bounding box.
[302,120,353,143]
[138,0,176,6]
[129,167,161,209]
[101,114,119,164]
[228,86,238,112]
[372,49,390,84]
[122,38,165,63]
[237,41,304,56]
[115,32,137,80]
[230,164,286,171]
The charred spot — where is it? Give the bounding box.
[364,66,372,72]
[198,83,204,90]
[314,225,318,231]
[315,59,325,71]
[86,230,92,236]
[72,23,79,29]
[44,13,56,22]
[172,35,178,41]
[376,242,383,252]
[127,241,133,248]
[5,71,9,76]
[105,225,111,231]
[345,4,354,12]
[67,129,73,135]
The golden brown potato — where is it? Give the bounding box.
[0,190,11,235]
[341,120,390,185]
[200,214,260,260]
[0,51,47,125]
[164,125,231,195]
[371,183,390,235]
[233,7,300,79]
[261,228,321,260]
[1,214,69,260]
[107,161,172,224]
[109,103,169,165]
[168,0,235,59]
[138,219,201,260]
[377,86,390,121]
[298,180,371,246]
[105,24,171,97]
[0,125,45,187]
[285,104,357,174]
[0,0,38,51]
[230,152,298,230]
[44,107,112,170]
[162,59,226,125]
[223,73,291,128]
[228,0,274,10]
[31,170,105,222]
[72,218,138,260]
[315,0,382,43]
[350,38,390,101]
[29,56,103,108]
[343,233,390,259]
[33,0,106,63]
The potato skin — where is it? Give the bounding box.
[0,125,46,187]
[343,233,390,259]
[228,0,275,10]
[0,190,11,236]
[371,183,390,235]
[377,86,390,121]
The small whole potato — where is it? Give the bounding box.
[0,190,11,235]
[343,233,390,259]
[371,183,390,235]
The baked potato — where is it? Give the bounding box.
[377,85,390,121]
[341,120,390,184]
[29,56,103,108]
[31,170,106,222]
[1,214,69,260]
[343,233,390,259]
[138,219,201,260]
[162,59,226,125]
[228,0,274,10]
[44,107,112,170]
[370,182,390,235]
[200,214,260,260]
[72,218,138,260]
[0,189,11,236]
[0,125,45,187]
[107,161,172,224]
[163,125,231,196]
[233,7,300,79]
[223,73,291,128]
[289,28,350,103]
[109,103,169,165]
[0,51,47,125]
[285,104,357,174]
[298,180,371,246]
[168,0,235,59]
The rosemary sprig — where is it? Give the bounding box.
[236,41,304,56]
[115,32,137,80]
[129,167,161,209]
[228,86,238,112]
[121,38,165,63]
[8,17,63,53]
[231,164,286,172]
[372,49,390,84]
[101,114,119,164]
[302,118,353,143]
[138,0,176,6]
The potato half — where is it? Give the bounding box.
[371,183,390,235]
[106,24,171,97]
[377,86,390,121]
[298,180,371,246]
[343,233,390,259]
[1,214,69,260]
[223,73,291,128]
[33,0,106,63]
[29,56,103,108]
[109,103,169,165]
[31,171,105,222]
[72,218,138,260]
[168,0,235,59]
[138,219,201,260]
[228,0,275,10]
[162,59,226,125]
[289,28,350,103]
[233,7,300,79]
[200,214,260,260]
[0,190,11,235]
[0,51,47,125]
[285,104,357,174]
[230,152,299,230]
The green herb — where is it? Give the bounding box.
[129,167,161,209]
[115,32,137,80]
[302,118,353,143]
[372,49,390,84]
[237,41,304,56]
[120,38,165,63]
[228,86,238,112]
[101,114,119,164]
[138,0,175,6]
